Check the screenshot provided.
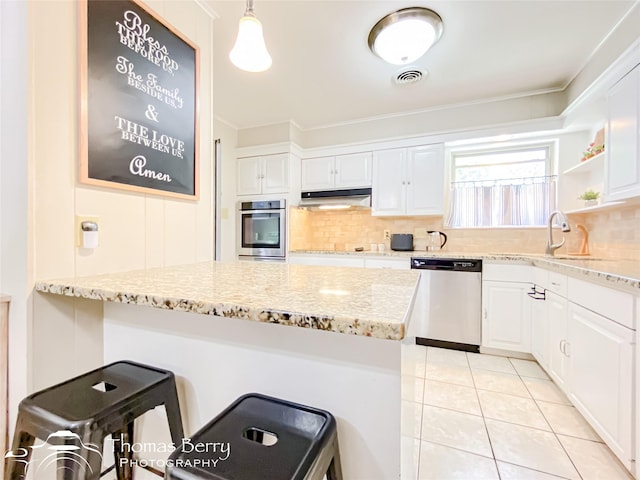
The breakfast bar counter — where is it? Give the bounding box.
[35,261,422,479]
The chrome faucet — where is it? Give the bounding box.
[546,210,571,256]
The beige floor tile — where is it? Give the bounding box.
[510,358,549,379]
[485,419,580,479]
[467,352,517,374]
[477,390,551,430]
[497,461,571,479]
[419,441,499,480]
[423,379,482,416]
[425,363,474,388]
[427,347,470,368]
[402,399,423,439]
[472,369,531,397]
[537,401,600,441]
[558,434,634,480]
[402,374,425,403]
[401,435,421,480]
[421,405,492,457]
[522,377,571,405]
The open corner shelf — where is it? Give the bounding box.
[565,201,625,214]
[562,152,605,176]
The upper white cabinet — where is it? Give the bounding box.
[301,152,372,191]
[237,153,289,196]
[605,64,640,201]
[372,144,444,216]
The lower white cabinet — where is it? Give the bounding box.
[546,291,569,391]
[287,254,365,268]
[529,287,549,369]
[287,254,410,270]
[567,302,634,468]
[363,258,410,270]
[482,281,531,353]
[484,265,636,474]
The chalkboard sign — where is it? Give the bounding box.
[79,0,199,199]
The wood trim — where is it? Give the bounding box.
[77,0,200,200]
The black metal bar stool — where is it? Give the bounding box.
[166,393,342,480]
[4,360,184,480]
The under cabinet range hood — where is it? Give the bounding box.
[299,188,372,210]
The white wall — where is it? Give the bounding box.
[0,0,31,435]
[22,0,216,395]
[213,117,238,261]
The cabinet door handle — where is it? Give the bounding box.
[407,181,411,185]
[564,341,571,357]
[483,308,487,320]
[402,181,406,185]
[527,287,546,300]
[551,282,560,286]
[559,339,565,354]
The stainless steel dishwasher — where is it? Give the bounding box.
[410,257,482,352]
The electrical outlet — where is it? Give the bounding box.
[383,229,390,240]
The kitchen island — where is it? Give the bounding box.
[35,261,422,479]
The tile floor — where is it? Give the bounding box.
[401,345,634,480]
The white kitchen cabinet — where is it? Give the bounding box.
[287,254,365,268]
[605,64,640,201]
[301,152,371,191]
[546,291,569,391]
[237,153,289,195]
[288,253,411,269]
[363,257,410,270]
[372,144,444,216]
[529,285,549,369]
[482,280,531,353]
[567,302,634,469]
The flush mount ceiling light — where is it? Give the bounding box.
[229,0,272,72]
[368,7,443,65]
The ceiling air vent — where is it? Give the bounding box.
[394,67,426,85]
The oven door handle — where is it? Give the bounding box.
[240,209,283,215]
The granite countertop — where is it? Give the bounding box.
[35,262,420,341]
[291,250,640,293]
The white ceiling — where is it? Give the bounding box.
[209,0,636,131]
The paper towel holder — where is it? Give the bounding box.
[81,221,99,249]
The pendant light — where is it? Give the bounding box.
[229,0,272,72]
[368,7,443,65]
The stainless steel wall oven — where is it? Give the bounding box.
[237,199,286,260]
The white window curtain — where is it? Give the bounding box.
[446,176,556,228]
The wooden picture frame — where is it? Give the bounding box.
[79,0,199,199]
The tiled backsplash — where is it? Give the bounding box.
[568,202,640,260]
[290,204,640,260]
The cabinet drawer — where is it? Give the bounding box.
[547,271,568,297]
[364,258,410,270]
[483,263,532,282]
[568,277,634,330]
[533,267,549,289]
